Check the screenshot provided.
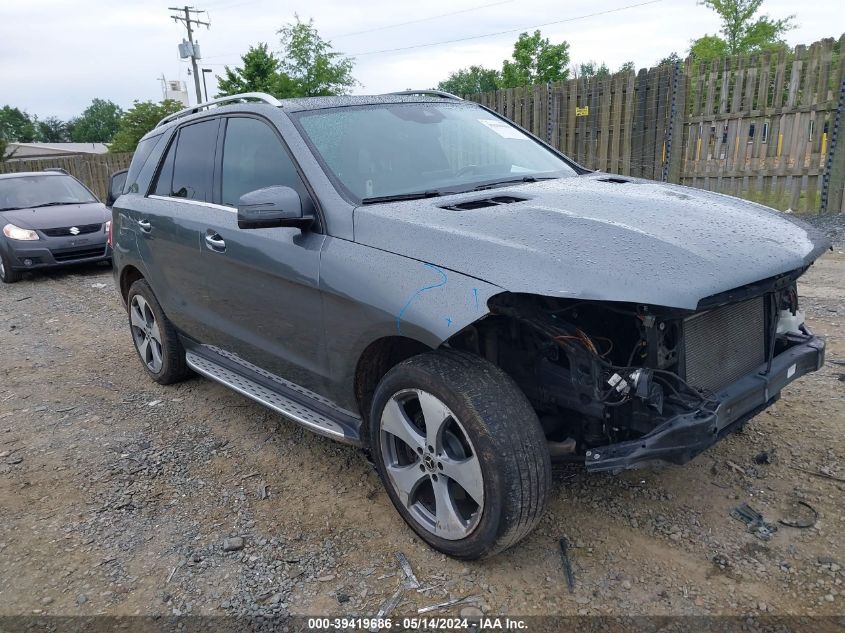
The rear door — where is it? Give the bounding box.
[134,117,222,336]
[191,115,327,394]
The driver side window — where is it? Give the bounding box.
[221,117,305,208]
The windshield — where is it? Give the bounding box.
[0,174,98,211]
[294,103,577,203]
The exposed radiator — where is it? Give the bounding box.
[683,296,766,393]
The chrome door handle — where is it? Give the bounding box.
[204,233,226,251]
[137,219,151,232]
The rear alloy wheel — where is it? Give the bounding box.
[130,294,163,373]
[126,279,190,385]
[0,252,22,283]
[370,350,551,559]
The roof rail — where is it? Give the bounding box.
[156,92,283,128]
[384,89,463,101]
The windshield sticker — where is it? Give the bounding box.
[478,118,527,139]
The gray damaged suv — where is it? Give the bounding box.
[110,91,829,559]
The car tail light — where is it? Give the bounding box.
[106,220,113,248]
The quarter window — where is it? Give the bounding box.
[221,117,303,207]
[153,138,176,197]
[125,135,158,193]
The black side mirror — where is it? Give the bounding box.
[237,186,313,230]
[107,169,128,208]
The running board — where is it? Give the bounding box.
[185,351,361,445]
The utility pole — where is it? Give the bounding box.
[169,6,209,105]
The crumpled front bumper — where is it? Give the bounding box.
[585,334,826,473]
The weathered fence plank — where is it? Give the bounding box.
[465,33,845,211]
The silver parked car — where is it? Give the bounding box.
[0,171,112,283]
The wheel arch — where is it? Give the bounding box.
[353,335,432,431]
[119,264,145,303]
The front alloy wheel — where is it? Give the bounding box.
[380,389,484,540]
[370,350,551,559]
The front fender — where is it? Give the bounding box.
[319,237,502,409]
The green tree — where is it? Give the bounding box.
[657,52,682,66]
[618,61,636,74]
[216,43,294,98]
[437,65,500,95]
[690,35,729,61]
[277,15,356,96]
[500,30,570,88]
[0,106,37,142]
[577,61,611,79]
[36,117,69,142]
[109,100,183,153]
[69,99,123,143]
[690,0,794,61]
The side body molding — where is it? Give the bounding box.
[319,236,502,410]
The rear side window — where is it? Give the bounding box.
[153,119,218,201]
[153,138,176,197]
[220,117,304,207]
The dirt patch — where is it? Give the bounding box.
[1,253,843,618]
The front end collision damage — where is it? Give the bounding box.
[443,271,825,473]
[320,239,825,474]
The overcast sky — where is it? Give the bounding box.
[1,0,840,120]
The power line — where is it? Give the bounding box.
[348,0,664,57]
[330,0,514,39]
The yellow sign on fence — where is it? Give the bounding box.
[575,106,589,117]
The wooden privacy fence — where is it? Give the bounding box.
[0,152,133,201]
[469,34,845,214]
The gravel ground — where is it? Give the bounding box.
[0,252,843,621]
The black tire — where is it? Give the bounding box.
[126,279,190,385]
[0,251,22,283]
[369,350,551,559]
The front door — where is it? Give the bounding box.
[192,115,327,394]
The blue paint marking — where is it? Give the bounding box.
[472,287,479,310]
[445,317,453,327]
[396,263,448,334]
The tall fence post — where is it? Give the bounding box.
[821,36,845,213]
[662,60,683,182]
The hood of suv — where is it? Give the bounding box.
[0,202,109,231]
[353,174,830,310]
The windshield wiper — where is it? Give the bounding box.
[471,176,558,191]
[360,190,444,205]
[29,201,90,209]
